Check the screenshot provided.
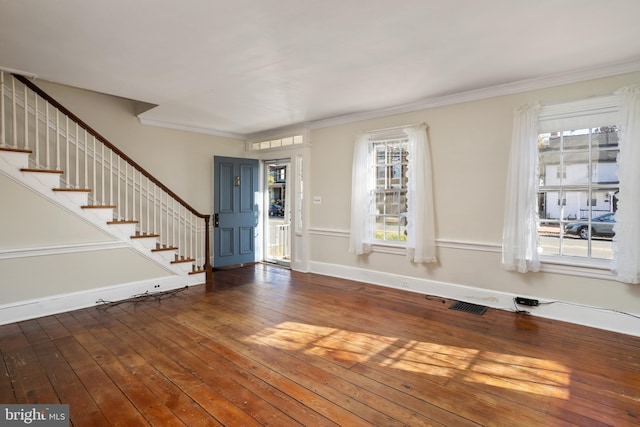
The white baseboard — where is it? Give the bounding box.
[0,274,205,325]
[309,261,640,337]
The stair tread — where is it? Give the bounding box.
[0,147,32,154]
[81,205,117,209]
[20,168,64,174]
[107,220,139,224]
[171,258,196,264]
[151,246,179,252]
[131,233,160,239]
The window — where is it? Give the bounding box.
[373,137,409,242]
[503,88,640,282]
[349,124,436,263]
[251,134,304,151]
[537,127,619,261]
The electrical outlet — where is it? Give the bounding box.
[401,281,409,288]
[154,284,160,289]
[515,297,539,306]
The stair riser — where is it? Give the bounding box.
[82,208,114,223]
[108,223,138,236]
[132,237,159,250]
[172,261,195,273]
[154,250,178,262]
[54,191,89,206]
[0,150,30,169]
[22,171,61,188]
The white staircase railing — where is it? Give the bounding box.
[0,71,211,277]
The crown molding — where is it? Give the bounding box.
[137,116,245,140]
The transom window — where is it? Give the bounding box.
[538,125,619,261]
[372,137,408,243]
[251,134,303,151]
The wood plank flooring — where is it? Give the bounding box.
[1,264,639,426]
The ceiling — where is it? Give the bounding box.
[2,0,640,139]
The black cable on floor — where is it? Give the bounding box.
[96,285,189,309]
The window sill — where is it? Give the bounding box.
[370,242,406,255]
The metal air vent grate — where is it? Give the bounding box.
[449,301,488,315]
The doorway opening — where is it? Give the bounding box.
[264,159,291,267]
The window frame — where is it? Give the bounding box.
[371,136,410,246]
[246,129,311,153]
[536,95,620,270]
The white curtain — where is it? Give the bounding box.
[349,133,374,255]
[613,84,640,284]
[502,103,541,273]
[404,124,437,263]
[349,125,437,263]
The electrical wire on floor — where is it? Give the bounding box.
[96,285,189,310]
[512,297,640,320]
[512,298,531,315]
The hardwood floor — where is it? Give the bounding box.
[1,264,639,426]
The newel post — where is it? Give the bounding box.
[204,215,213,290]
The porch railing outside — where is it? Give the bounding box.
[268,222,291,263]
[1,71,210,276]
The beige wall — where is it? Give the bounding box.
[0,173,116,249]
[309,72,640,315]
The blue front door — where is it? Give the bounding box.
[213,156,259,268]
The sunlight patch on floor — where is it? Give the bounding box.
[460,351,571,399]
[244,321,396,364]
[243,321,572,399]
[379,340,479,378]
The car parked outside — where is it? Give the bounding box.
[269,203,284,217]
[564,213,615,239]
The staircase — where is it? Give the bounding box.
[0,71,211,284]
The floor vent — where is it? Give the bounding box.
[449,301,487,315]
